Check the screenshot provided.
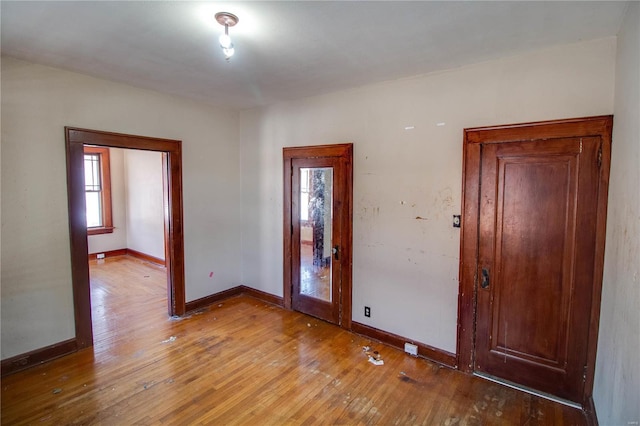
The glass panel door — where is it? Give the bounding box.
[299,167,333,302]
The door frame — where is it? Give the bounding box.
[65,127,185,349]
[457,116,613,406]
[283,143,353,329]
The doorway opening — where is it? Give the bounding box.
[65,127,185,349]
[283,144,353,328]
[457,116,613,406]
[85,146,167,349]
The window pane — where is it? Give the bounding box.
[301,192,309,221]
[84,154,101,191]
[86,191,103,227]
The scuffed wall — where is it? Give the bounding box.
[239,38,616,353]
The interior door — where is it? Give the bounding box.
[475,136,603,403]
[284,144,353,327]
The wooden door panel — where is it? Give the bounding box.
[476,137,601,402]
[494,154,576,365]
[283,144,353,328]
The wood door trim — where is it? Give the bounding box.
[65,127,185,349]
[457,116,613,407]
[283,143,353,329]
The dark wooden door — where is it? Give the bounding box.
[475,135,603,403]
[283,144,353,327]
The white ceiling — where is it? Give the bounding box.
[1,1,628,110]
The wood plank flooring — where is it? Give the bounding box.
[1,256,588,425]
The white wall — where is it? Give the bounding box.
[1,57,242,359]
[87,147,165,260]
[594,3,640,424]
[239,38,616,353]
[87,147,127,254]
[124,149,165,260]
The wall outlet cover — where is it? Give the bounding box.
[404,342,418,356]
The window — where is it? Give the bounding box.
[84,146,113,235]
[300,168,312,221]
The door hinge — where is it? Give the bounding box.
[579,139,583,153]
[583,365,588,382]
[597,146,603,169]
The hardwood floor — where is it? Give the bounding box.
[1,256,587,425]
[300,243,331,301]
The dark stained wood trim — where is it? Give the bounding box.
[283,143,353,330]
[69,128,180,152]
[185,287,244,313]
[584,396,599,426]
[87,249,128,260]
[283,153,293,311]
[457,140,481,373]
[185,286,285,313]
[162,152,172,315]
[65,127,185,350]
[87,226,115,236]
[166,144,185,316]
[240,286,285,307]
[342,144,354,331]
[583,117,613,409]
[1,339,77,377]
[352,322,456,368]
[87,249,165,266]
[458,116,613,406]
[65,134,93,349]
[127,249,166,267]
[465,115,614,144]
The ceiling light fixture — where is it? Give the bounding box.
[215,12,239,61]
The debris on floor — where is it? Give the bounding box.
[52,388,62,394]
[161,336,177,343]
[362,345,384,366]
[368,356,384,366]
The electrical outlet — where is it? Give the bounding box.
[364,306,371,317]
[96,253,105,259]
[404,342,418,356]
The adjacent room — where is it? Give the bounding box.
[1,1,638,425]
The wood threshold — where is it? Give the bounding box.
[351,321,457,368]
[1,339,77,377]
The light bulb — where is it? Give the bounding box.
[223,46,235,59]
[219,33,232,49]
